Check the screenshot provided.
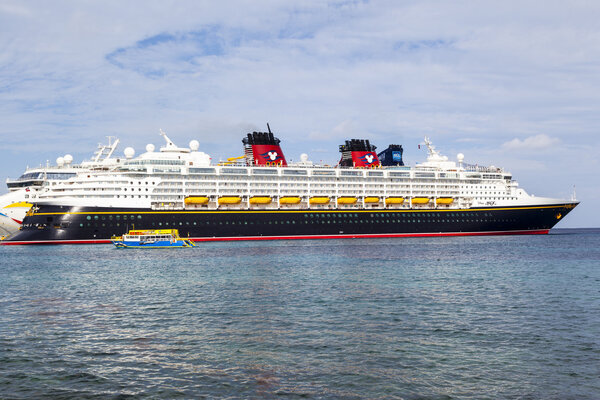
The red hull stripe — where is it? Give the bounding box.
[189,229,550,242]
[1,239,113,245]
[1,229,549,245]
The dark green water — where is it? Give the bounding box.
[1,229,599,399]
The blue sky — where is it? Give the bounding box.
[1,0,598,227]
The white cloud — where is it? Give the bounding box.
[502,134,561,151]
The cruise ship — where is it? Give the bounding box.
[2,126,578,245]
[0,138,120,236]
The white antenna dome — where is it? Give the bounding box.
[457,153,465,162]
[124,147,135,159]
[189,140,200,151]
[146,143,155,152]
[64,154,73,164]
[300,153,309,162]
[56,157,65,167]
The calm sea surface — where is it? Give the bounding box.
[1,228,599,399]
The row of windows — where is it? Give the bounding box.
[82,211,496,222]
[75,217,517,229]
[26,210,530,231]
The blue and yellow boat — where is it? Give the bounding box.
[111,229,195,248]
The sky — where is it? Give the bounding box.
[1,0,598,227]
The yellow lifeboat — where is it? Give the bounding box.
[218,196,242,205]
[337,197,357,205]
[385,197,404,205]
[184,196,209,205]
[249,196,272,205]
[411,197,430,205]
[364,197,380,203]
[279,196,302,204]
[436,197,454,205]
[309,197,330,205]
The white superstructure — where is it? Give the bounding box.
[0,138,120,235]
[27,132,568,212]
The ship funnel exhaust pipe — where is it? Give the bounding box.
[242,124,288,167]
[338,139,380,168]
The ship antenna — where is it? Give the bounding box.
[159,128,177,149]
[267,123,272,134]
[423,136,439,158]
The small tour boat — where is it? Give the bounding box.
[111,229,195,248]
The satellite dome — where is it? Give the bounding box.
[124,147,135,159]
[146,143,155,152]
[56,157,64,167]
[189,140,200,151]
[457,153,465,162]
[300,153,309,162]
[64,154,73,164]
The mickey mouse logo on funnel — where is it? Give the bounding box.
[352,151,380,167]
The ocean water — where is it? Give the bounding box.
[1,229,599,399]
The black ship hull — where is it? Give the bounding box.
[2,202,578,245]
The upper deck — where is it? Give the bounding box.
[19,130,570,212]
